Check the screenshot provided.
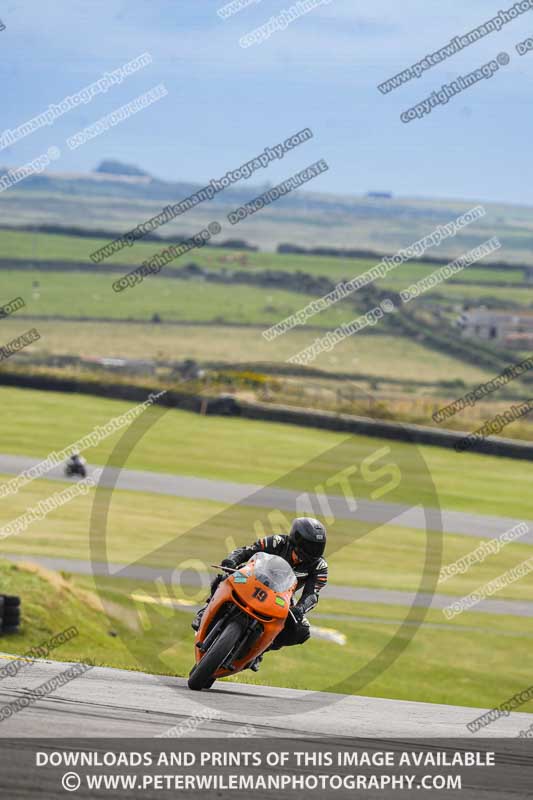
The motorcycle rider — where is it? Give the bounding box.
[66,452,86,474]
[192,517,328,669]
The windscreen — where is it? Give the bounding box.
[251,552,296,592]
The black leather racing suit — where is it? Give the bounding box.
[224,534,328,649]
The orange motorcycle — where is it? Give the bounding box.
[188,552,297,690]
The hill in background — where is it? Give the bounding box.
[1,159,533,261]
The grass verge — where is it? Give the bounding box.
[2,560,531,712]
[1,387,533,519]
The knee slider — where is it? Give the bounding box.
[296,620,311,644]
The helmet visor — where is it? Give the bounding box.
[292,531,325,560]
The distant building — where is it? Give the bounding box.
[524,266,533,284]
[458,307,533,349]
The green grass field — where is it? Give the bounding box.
[1,386,532,711]
[1,217,533,714]
[419,282,533,306]
[4,183,533,259]
[0,228,526,286]
[1,560,532,711]
[4,226,531,410]
[0,560,139,672]
[1,387,533,520]
[0,318,496,384]
[1,471,532,604]
[2,269,358,327]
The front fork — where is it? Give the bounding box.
[198,603,263,670]
[230,618,263,666]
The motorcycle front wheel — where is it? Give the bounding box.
[188,618,243,691]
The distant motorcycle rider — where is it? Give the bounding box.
[65,452,87,476]
[192,518,328,666]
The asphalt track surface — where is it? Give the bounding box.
[3,554,533,618]
[0,453,531,542]
[2,454,533,618]
[0,658,531,739]
[1,455,533,796]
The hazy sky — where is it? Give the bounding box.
[2,0,533,205]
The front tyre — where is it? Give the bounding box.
[188,619,243,691]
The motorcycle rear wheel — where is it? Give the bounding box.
[188,619,243,691]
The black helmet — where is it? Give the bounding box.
[289,517,326,563]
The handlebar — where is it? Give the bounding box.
[210,563,238,573]
[211,564,299,622]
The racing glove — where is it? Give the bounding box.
[221,557,238,570]
[291,604,305,623]
[292,593,318,622]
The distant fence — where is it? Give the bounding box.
[237,399,533,460]
[2,370,533,461]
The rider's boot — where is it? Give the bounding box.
[191,605,206,632]
[191,575,226,632]
[249,654,263,672]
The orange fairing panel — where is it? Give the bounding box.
[194,559,296,676]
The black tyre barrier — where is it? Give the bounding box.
[0,594,21,633]
[2,596,20,608]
